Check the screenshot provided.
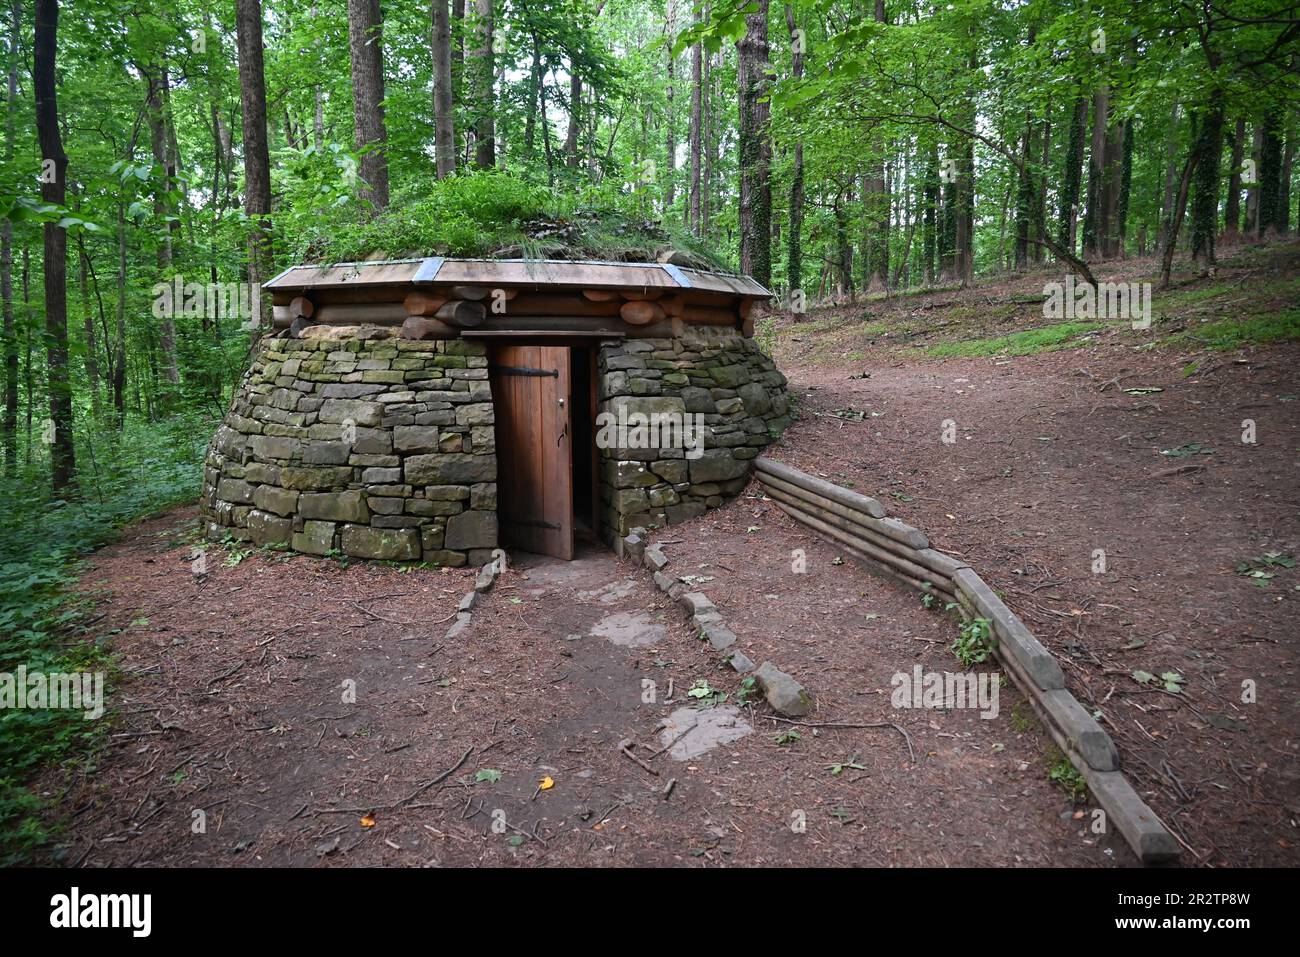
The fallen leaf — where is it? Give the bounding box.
[538,776,554,791]
[360,814,376,828]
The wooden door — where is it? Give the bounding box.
[490,345,573,559]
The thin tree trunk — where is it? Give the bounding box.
[1224,118,1245,238]
[664,1,676,212]
[923,142,938,284]
[1161,145,1198,288]
[144,67,180,389]
[35,0,75,489]
[77,242,100,420]
[1116,117,1132,257]
[1245,123,1262,236]
[784,4,803,295]
[688,8,703,235]
[1,0,17,475]
[1157,102,1181,256]
[1033,111,1051,262]
[1280,127,1295,236]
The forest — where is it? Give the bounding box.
[0,0,1297,865]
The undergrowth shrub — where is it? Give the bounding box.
[0,412,210,863]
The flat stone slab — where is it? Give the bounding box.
[590,610,666,648]
[659,706,753,760]
[577,578,639,604]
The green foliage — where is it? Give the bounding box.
[0,413,210,863]
[1180,310,1300,350]
[952,617,995,667]
[926,322,1105,358]
[1236,552,1295,588]
[1048,750,1088,802]
[290,169,724,267]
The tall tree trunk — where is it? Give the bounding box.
[35,0,75,489]
[1,0,17,475]
[1083,86,1107,259]
[864,0,889,291]
[235,0,274,338]
[451,0,465,102]
[1116,117,1132,257]
[114,202,127,423]
[1161,140,1198,288]
[664,2,676,212]
[784,4,803,296]
[347,0,390,209]
[1014,115,1034,269]
[1280,127,1295,236]
[1032,111,1051,263]
[834,195,853,299]
[1245,123,1262,236]
[313,5,325,149]
[563,72,581,169]
[1258,109,1283,236]
[1100,106,1125,259]
[1224,118,1245,238]
[736,0,771,286]
[1157,102,1181,256]
[688,8,703,235]
[1190,104,1224,272]
[432,0,456,179]
[1058,96,1086,253]
[77,242,100,420]
[923,142,938,284]
[144,68,180,390]
[469,0,495,168]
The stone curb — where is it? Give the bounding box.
[443,558,502,641]
[752,456,1178,865]
[622,528,810,710]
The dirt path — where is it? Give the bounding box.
[46,504,1119,866]
[766,338,1300,866]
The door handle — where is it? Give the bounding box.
[557,422,568,446]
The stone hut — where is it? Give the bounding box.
[201,258,791,565]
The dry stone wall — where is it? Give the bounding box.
[597,328,790,537]
[201,334,498,566]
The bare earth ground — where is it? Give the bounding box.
[39,509,1117,866]
[762,245,1300,866]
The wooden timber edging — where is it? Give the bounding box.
[751,455,1181,866]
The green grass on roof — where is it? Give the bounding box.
[290,170,729,271]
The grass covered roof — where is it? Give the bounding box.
[288,170,729,272]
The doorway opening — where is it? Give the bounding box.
[569,346,599,546]
[488,341,601,560]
